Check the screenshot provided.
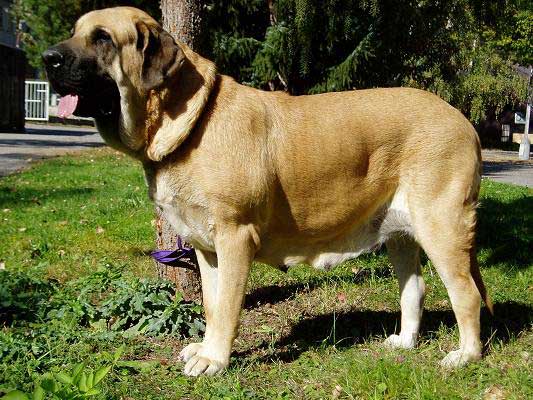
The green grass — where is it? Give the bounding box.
[1,148,532,399]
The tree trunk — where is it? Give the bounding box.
[155,0,205,301]
[161,0,204,52]
[154,209,201,301]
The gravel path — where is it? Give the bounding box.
[481,150,533,188]
[0,125,531,187]
[0,123,103,177]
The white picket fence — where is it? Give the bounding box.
[24,80,49,121]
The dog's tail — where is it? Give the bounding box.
[471,250,493,315]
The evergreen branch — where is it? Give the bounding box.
[310,29,375,93]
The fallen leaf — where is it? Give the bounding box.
[337,292,347,303]
[58,220,68,226]
[437,299,449,308]
[2,209,10,213]
[332,384,342,399]
[0,261,5,270]
[96,226,105,234]
[18,227,27,232]
[483,385,507,400]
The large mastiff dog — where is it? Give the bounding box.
[43,7,492,376]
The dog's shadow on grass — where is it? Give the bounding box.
[238,301,531,363]
[476,195,532,270]
[244,265,392,310]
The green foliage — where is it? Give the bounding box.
[12,0,82,72]
[98,278,205,338]
[204,0,529,122]
[0,264,205,339]
[473,0,533,66]
[308,30,374,93]
[511,10,533,65]
[250,23,293,88]
[453,45,527,123]
[0,261,204,392]
[0,266,57,325]
[1,346,124,400]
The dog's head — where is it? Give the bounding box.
[43,7,184,118]
[43,7,197,158]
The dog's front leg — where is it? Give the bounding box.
[180,226,255,376]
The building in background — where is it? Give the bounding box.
[0,0,26,132]
[0,0,17,48]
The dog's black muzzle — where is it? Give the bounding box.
[42,43,120,118]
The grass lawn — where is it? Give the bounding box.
[1,148,532,399]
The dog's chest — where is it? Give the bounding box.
[146,168,215,251]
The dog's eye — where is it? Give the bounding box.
[93,29,112,45]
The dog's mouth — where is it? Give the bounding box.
[47,67,120,119]
[43,42,122,120]
[57,85,119,119]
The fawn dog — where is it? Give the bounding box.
[43,7,491,376]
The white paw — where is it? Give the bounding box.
[383,334,416,349]
[179,342,204,362]
[179,342,228,376]
[440,349,481,369]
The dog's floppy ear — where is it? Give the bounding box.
[145,46,217,162]
[136,21,184,91]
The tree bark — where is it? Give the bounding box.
[154,209,201,301]
[161,0,204,52]
[155,0,205,301]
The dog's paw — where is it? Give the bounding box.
[180,342,229,376]
[440,349,481,369]
[183,354,226,376]
[179,342,204,362]
[383,334,416,349]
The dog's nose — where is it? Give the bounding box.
[42,49,64,68]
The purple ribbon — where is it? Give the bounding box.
[151,237,198,270]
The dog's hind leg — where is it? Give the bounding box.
[409,178,491,368]
[384,235,425,349]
